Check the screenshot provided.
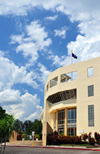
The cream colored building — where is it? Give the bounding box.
[42,57,100,146]
[39,109,44,124]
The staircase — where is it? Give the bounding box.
[7,140,42,146]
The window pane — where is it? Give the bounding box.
[67,108,76,136]
[88,85,94,97]
[58,109,65,125]
[50,76,58,88]
[88,105,94,127]
[72,71,77,80]
[88,67,93,77]
[68,110,70,119]
[71,110,74,119]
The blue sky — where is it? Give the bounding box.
[0,0,100,121]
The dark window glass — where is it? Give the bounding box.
[67,108,76,136]
[88,85,94,97]
[88,105,94,127]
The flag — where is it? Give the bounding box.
[72,52,77,59]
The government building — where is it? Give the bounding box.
[40,57,100,146]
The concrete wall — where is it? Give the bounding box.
[42,121,53,146]
[9,130,17,142]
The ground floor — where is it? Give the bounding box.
[53,107,77,136]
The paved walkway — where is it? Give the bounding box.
[4,141,100,152]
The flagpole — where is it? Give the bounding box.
[71,50,73,81]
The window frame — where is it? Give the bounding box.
[88,105,94,127]
[87,67,93,77]
[88,85,94,97]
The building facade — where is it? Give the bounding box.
[42,57,100,146]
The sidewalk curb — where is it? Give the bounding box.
[5,145,100,151]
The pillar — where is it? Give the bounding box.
[64,107,67,135]
[56,109,58,131]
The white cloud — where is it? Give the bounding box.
[0,1,100,22]
[1,0,100,122]
[48,54,71,67]
[2,1,100,62]
[10,20,52,67]
[67,20,100,62]
[10,34,24,44]
[4,92,42,121]
[45,14,58,20]
[0,89,22,105]
[54,26,68,39]
[0,56,38,91]
[38,63,51,84]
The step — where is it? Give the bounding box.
[8,140,42,146]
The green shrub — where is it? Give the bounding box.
[39,133,42,140]
[35,134,39,139]
[22,134,26,138]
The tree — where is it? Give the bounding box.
[0,106,14,154]
[26,119,42,135]
[24,120,33,131]
[0,106,5,119]
[13,119,24,132]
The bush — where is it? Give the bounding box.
[94,132,100,143]
[22,134,26,138]
[58,135,66,144]
[74,136,81,144]
[39,133,42,140]
[88,132,95,145]
[98,139,100,145]
[47,131,59,145]
[48,133,82,145]
[35,134,39,139]
[83,133,88,142]
[17,134,22,140]
[89,137,95,145]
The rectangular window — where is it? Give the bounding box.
[88,105,94,127]
[50,76,58,88]
[58,109,65,124]
[88,85,94,97]
[67,108,76,136]
[88,67,93,77]
[61,71,77,83]
[46,83,49,92]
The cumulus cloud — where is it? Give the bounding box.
[10,34,24,44]
[4,92,42,121]
[48,54,71,67]
[10,20,52,67]
[54,26,68,39]
[45,14,58,20]
[67,20,100,63]
[0,89,22,105]
[38,63,51,84]
[1,0,100,122]
[2,1,100,62]
[0,56,38,90]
